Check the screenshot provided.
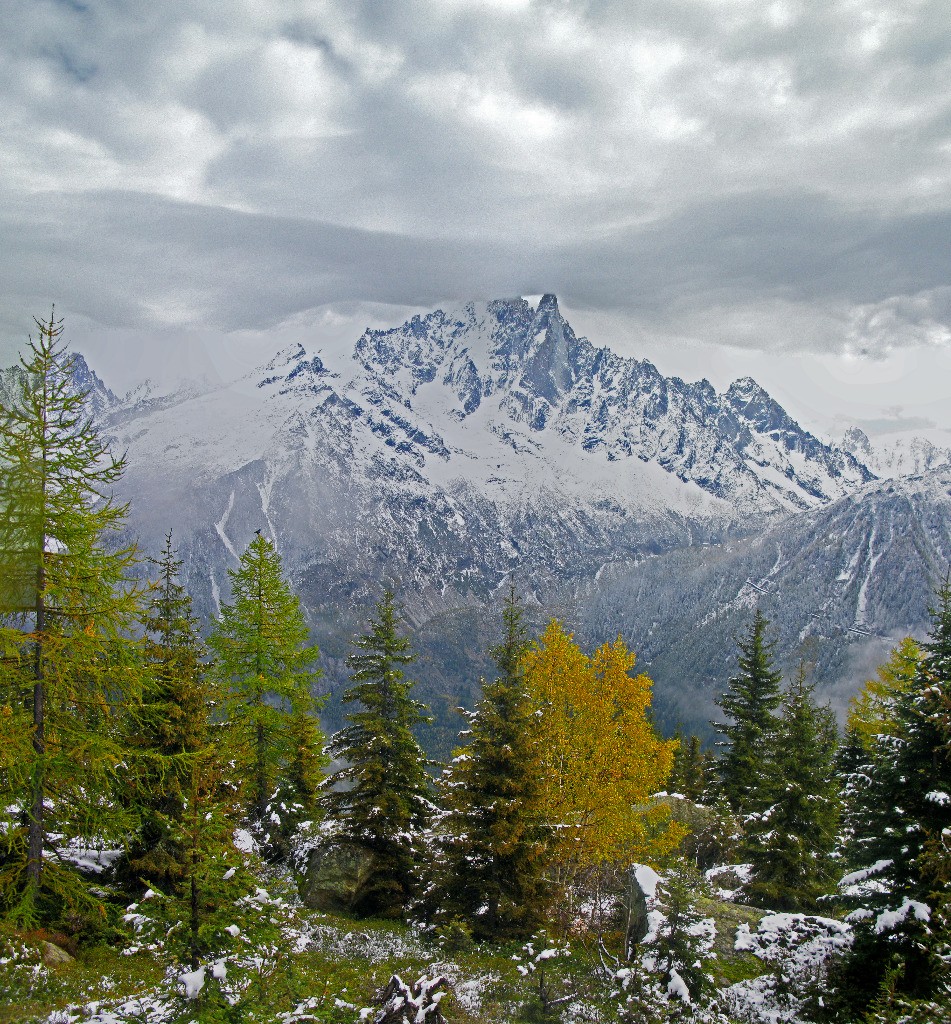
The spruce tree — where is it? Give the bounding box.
[208,533,323,842]
[626,860,718,1010]
[124,743,295,997]
[828,579,951,1018]
[118,532,213,896]
[745,666,840,911]
[0,312,142,928]
[714,610,783,819]
[322,590,432,917]
[119,539,277,986]
[668,732,707,802]
[434,585,549,938]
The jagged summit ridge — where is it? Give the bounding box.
[840,425,951,480]
[300,296,873,512]
[74,293,886,633]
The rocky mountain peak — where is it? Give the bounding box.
[841,426,873,460]
[518,294,577,404]
[67,352,118,418]
[725,374,809,441]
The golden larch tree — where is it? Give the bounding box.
[522,620,684,901]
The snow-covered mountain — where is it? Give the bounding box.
[577,465,951,728]
[89,296,875,619]
[840,425,951,480]
[28,294,943,742]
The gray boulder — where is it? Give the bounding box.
[301,841,376,913]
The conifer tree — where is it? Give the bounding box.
[714,610,783,819]
[620,860,719,1012]
[668,732,707,802]
[322,590,432,917]
[124,745,296,997]
[847,637,921,750]
[745,666,840,911]
[0,312,142,928]
[835,640,921,873]
[118,532,213,895]
[118,538,277,985]
[208,533,323,839]
[828,579,951,1018]
[434,586,550,938]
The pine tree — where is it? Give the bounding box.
[714,610,783,819]
[0,312,142,928]
[434,585,550,938]
[117,532,214,896]
[828,579,951,1018]
[208,533,323,842]
[322,590,433,917]
[745,665,840,911]
[668,732,707,802]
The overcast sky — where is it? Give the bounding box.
[2,0,950,439]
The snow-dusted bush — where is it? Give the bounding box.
[610,861,731,1023]
[725,912,851,1023]
[122,833,312,1016]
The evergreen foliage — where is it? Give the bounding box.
[434,585,550,938]
[322,590,433,917]
[847,637,921,750]
[126,745,245,974]
[714,610,783,819]
[745,666,840,911]
[0,312,142,929]
[208,533,323,837]
[124,817,303,1010]
[669,732,708,801]
[119,531,212,897]
[122,539,305,991]
[639,860,718,1006]
[613,861,723,1022]
[828,578,951,1019]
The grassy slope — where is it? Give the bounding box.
[2,898,778,1024]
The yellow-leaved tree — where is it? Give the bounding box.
[522,620,684,910]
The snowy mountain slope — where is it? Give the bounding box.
[840,425,951,480]
[87,296,880,629]
[577,466,951,731]
[344,296,872,513]
[3,295,916,744]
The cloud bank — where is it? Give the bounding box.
[2,0,951,361]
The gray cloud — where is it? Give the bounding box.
[2,0,951,365]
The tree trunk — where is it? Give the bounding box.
[256,719,266,819]
[190,873,200,970]
[27,564,46,886]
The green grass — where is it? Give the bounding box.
[0,943,166,1024]
[1,904,777,1023]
